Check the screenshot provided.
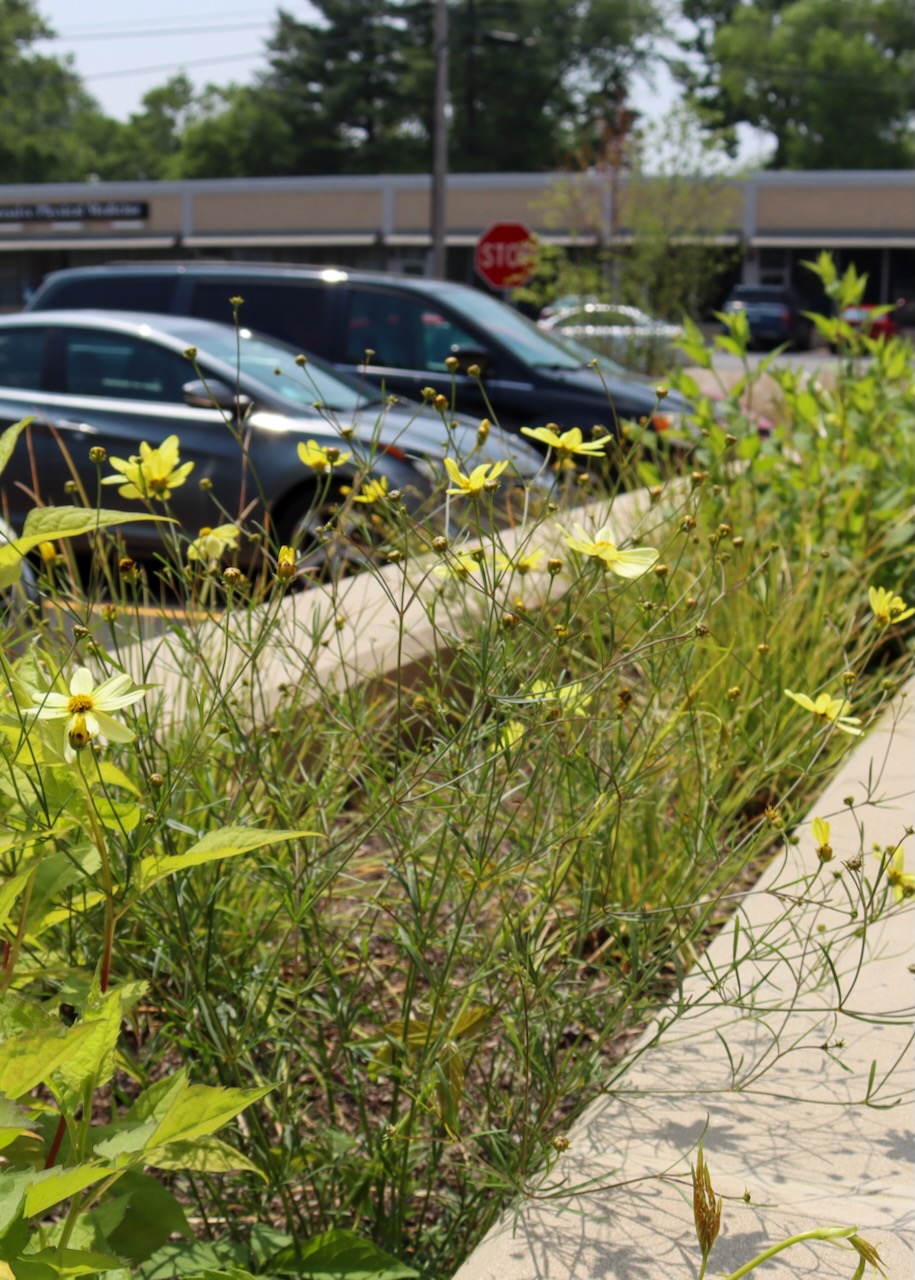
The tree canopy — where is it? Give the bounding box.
[675,0,915,168]
[0,0,113,182]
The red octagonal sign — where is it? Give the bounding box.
[475,221,538,290]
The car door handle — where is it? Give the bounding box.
[50,419,100,436]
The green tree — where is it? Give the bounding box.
[676,0,915,168]
[0,0,112,181]
[167,0,664,178]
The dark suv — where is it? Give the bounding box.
[721,284,814,351]
[27,263,691,438]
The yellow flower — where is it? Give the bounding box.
[297,440,352,473]
[784,689,863,736]
[868,586,914,627]
[528,677,593,714]
[352,475,390,504]
[276,545,298,581]
[492,719,525,752]
[434,552,482,579]
[521,424,608,462]
[559,523,660,578]
[443,456,509,496]
[102,434,194,501]
[495,548,545,576]
[22,666,147,763]
[187,524,240,563]
[811,817,833,862]
[883,844,915,902]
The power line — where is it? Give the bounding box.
[44,20,273,43]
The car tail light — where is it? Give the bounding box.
[782,310,792,324]
[378,443,407,461]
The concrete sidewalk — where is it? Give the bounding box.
[455,682,914,1279]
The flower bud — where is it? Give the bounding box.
[67,714,92,753]
[89,446,107,464]
[444,355,459,372]
[276,545,297,581]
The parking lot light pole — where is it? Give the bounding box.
[430,0,449,278]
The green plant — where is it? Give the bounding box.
[1,286,912,1278]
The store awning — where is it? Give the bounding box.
[182,233,377,248]
[0,236,177,252]
[752,234,915,250]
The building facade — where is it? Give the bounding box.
[0,169,912,314]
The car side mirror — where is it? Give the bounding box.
[183,378,252,412]
[449,346,491,376]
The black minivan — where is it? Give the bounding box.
[27,263,691,439]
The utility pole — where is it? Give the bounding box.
[430,0,449,278]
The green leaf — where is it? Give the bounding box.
[0,418,31,481]
[269,1229,419,1278]
[136,828,313,892]
[137,1241,249,1279]
[0,508,173,590]
[22,1163,116,1218]
[146,1082,272,1149]
[0,1021,99,1100]
[0,870,33,935]
[49,983,147,1114]
[10,1246,125,1277]
[93,797,143,834]
[103,1171,192,1267]
[147,1136,265,1177]
[0,1097,34,1152]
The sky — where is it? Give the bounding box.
[33,1,768,167]
[34,1,294,117]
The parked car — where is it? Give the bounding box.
[0,311,544,557]
[721,284,814,351]
[538,302,685,373]
[27,264,694,441]
[837,303,903,343]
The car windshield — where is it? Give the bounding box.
[199,326,365,412]
[544,331,632,377]
[435,284,585,370]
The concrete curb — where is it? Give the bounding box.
[453,682,915,1279]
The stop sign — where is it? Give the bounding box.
[475,221,538,290]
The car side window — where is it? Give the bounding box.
[39,275,175,313]
[59,330,190,402]
[0,328,47,389]
[344,288,477,372]
[189,282,330,356]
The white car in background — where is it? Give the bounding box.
[538,302,685,373]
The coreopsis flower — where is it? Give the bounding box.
[352,476,390,504]
[22,667,147,762]
[434,552,482,579]
[297,440,352,473]
[882,844,914,902]
[443,457,509,497]
[784,689,863,736]
[527,678,593,714]
[493,719,525,752]
[811,816,833,862]
[520,424,608,463]
[495,548,545,575]
[187,524,240,563]
[103,435,194,500]
[868,586,914,627]
[559,523,659,578]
